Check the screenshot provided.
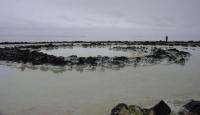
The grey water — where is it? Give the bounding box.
[0,46,200,115]
[40,47,133,57]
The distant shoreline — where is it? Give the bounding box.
[0,40,200,47]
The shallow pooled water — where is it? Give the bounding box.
[0,47,200,115]
[40,47,134,57]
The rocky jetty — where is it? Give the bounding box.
[183,100,200,115]
[17,43,74,49]
[111,100,171,115]
[111,100,200,115]
[1,41,200,47]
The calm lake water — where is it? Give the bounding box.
[0,47,200,115]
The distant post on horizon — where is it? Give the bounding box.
[166,35,168,42]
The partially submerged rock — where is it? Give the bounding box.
[111,100,171,115]
[113,56,128,61]
[0,46,191,70]
[0,47,67,66]
[183,100,200,115]
[144,48,190,65]
[17,43,74,49]
[151,100,171,115]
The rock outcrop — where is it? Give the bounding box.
[111,100,171,115]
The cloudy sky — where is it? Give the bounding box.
[0,0,199,41]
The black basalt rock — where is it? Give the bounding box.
[77,57,85,65]
[168,48,179,53]
[153,48,169,59]
[85,57,98,66]
[184,100,200,115]
[151,100,171,115]
[0,47,67,66]
[113,56,128,61]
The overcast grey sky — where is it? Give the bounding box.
[0,0,199,41]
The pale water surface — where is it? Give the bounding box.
[0,47,200,115]
[40,47,133,57]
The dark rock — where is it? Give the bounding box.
[110,100,171,115]
[77,57,85,65]
[85,57,98,66]
[167,54,177,61]
[184,100,200,115]
[0,47,67,66]
[177,51,190,57]
[111,60,121,65]
[69,55,77,58]
[103,56,109,60]
[175,58,186,65]
[113,56,128,61]
[135,57,141,62]
[153,48,169,58]
[151,100,171,115]
[168,48,179,52]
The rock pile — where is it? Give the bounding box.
[111,100,171,115]
[111,100,200,115]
